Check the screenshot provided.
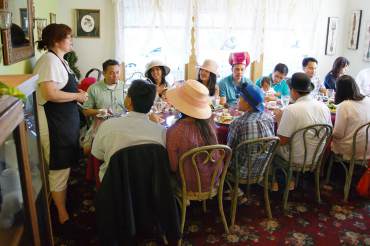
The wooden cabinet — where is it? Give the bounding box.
[0,75,53,246]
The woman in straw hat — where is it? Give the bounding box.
[145,60,171,97]
[197,59,219,97]
[166,80,220,192]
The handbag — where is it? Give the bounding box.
[356,163,370,198]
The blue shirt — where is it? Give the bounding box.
[324,72,336,90]
[255,74,290,98]
[218,75,252,105]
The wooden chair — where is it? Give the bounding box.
[326,121,370,202]
[176,144,232,243]
[273,124,332,210]
[228,137,280,226]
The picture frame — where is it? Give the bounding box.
[325,17,339,56]
[347,10,362,50]
[34,18,47,41]
[49,12,56,24]
[75,9,100,38]
[363,21,370,62]
[19,8,28,33]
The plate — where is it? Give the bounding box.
[214,116,234,125]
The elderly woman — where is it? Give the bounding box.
[166,80,219,192]
[145,60,170,97]
[324,57,350,90]
[332,75,370,160]
[34,24,88,234]
[197,59,219,97]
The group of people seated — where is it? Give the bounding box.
[33,23,370,237]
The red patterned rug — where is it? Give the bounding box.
[52,163,370,245]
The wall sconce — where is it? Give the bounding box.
[0,9,11,29]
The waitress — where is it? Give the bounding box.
[34,23,88,234]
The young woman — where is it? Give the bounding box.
[145,60,170,97]
[166,80,219,192]
[324,56,350,90]
[332,75,370,160]
[197,59,219,97]
[34,24,88,234]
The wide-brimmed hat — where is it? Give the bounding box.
[238,83,265,112]
[287,72,315,93]
[229,52,250,67]
[166,80,212,119]
[144,60,171,78]
[197,59,219,76]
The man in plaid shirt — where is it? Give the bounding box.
[227,83,275,181]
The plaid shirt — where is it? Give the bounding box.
[227,111,275,181]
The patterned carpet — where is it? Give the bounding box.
[52,162,370,246]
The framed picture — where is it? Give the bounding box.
[49,13,56,24]
[348,10,362,50]
[325,17,339,56]
[34,18,47,41]
[75,9,100,38]
[363,21,370,62]
[19,8,28,33]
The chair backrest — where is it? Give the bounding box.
[351,121,370,165]
[288,124,332,171]
[178,144,232,198]
[233,136,280,184]
[85,68,102,81]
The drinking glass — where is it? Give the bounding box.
[327,89,334,99]
[280,96,290,108]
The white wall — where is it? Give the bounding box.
[58,0,115,78]
[343,0,370,77]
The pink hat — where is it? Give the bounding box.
[166,80,212,119]
[197,59,219,76]
[228,52,250,67]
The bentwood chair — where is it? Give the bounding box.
[228,137,280,226]
[176,145,232,244]
[273,124,332,211]
[326,121,370,202]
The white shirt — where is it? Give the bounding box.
[355,68,370,96]
[277,95,332,164]
[34,52,73,105]
[332,97,370,160]
[91,111,166,181]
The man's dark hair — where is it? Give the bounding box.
[102,59,120,72]
[127,79,156,113]
[335,75,364,104]
[273,63,289,75]
[302,57,318,68]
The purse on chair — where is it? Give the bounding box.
[356,164,370,198]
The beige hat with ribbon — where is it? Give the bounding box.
[198,59,219,76]
[166,80,212,119]
[144,60,171,78]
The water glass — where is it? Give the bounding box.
[327,89,334,99]
[280,96,290,108]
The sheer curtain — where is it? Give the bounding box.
[113,0,192,82]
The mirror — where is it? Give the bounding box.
[1,0,34,65]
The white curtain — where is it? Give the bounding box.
[113,0,192,67]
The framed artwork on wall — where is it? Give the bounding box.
[325,17,339,56]
[34,18,47,41]
[49,12,56,24]
[363,21,370,62]
[347,10,362,50]
[75,9,100,38]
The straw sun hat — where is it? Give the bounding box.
[197,59,219,76]
[144,60,171,78]
[166,80,212,119]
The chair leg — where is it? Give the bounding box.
[315,168,321,204]
[344,161,355,202]
[264,173,273,219]
[230,181,239,227]
[179,198,187,246]
[283,171,292,211]
[202,200,207,213]
[218,187,229,234]
[325,153,334,184]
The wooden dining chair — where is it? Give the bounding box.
[228,137,280,226]
[176,144,232,245]
[273,124,332,211]
[325,121,370,202]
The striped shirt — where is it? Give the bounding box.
[227,111,275,181]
